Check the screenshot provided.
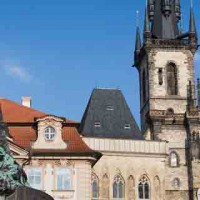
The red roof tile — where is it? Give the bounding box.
[0,99,77,123]
[0,99,94,155]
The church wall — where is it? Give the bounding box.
[84,137,168,200]
[93,153,166,200]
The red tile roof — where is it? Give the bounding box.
[0,99,95,155]
[0,99,77,123]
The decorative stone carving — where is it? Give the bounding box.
[32,115,67,150]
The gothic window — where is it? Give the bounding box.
[170,152,179,167]
[92,173,99,200]
[154,176,161,200]
[138,175,150,200]
[158,68,163,85]
[102,174,109,199]
[127,175,135,200]
[142,70,146,102]
[166,63,178,95]
[173,178,180,189]
[113,174,125,199]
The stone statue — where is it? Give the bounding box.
[0,120,27,196]
[0,113,54,199]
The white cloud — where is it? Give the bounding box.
[4,66,32,82]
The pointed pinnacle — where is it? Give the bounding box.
[189,7,197,34]
[135,27,141,52]
[144,7,150,33]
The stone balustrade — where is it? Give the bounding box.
[83,137,168,155]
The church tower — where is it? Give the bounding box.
[133,1,199,199]
[134,0,198,139]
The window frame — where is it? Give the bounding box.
[138,175,150,200]
[173,178,180,189]
[113,174,125,199]
[44,126,56,141]
[26,167,42,190]
[55,167,71,191]
[92,173,99,200]
[169,151,180,167]
[166,62,178,96]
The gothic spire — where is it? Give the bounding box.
[144,7,150,33]
[134,26,141,66]
[135,27,141,53]
[189,6,197,34]
[151,0,180,39]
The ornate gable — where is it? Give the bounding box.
[32,115,67,150]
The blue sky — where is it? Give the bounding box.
[0,0,200,125]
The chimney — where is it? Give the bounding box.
[22,97,31,108]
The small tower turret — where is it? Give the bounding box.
[143,7,151,43]
[174,0,181,21]
[189,6,198,53]
[148,0,155,21]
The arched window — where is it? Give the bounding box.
[166,63,178,95]
[44,126,56,141]
[102,174,109,199]
[166,108,174,116]
[127,175,135,200]
[170,152,179,167]
[92,173,99,200]
[173,178,180,189]
[138,175,150,200]
[113,174,125,199]
[154,176,160,200]
[142,70,146,102]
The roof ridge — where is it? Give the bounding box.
[95,88,121,91]
[0,98,46,115]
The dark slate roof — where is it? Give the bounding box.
[80,88,143,140]
[150,0,180,39]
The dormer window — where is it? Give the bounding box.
[106,105,114,111]
[44,126,56,141]
[124,124,131,129]
[94,122,101,128]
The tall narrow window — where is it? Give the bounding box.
[102,174,109,199]
[127,175,135,200]
[56,168,71,190]
[138,175,150,200]
[173,178,180,189]
[92,173,99,200]
[158,68,163,85]
[113,174,125,199]
[26,168,42,190]
[142,70,146,102]
[167,63,178,95]
[197,188,200,200]
[170,152,179,167]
